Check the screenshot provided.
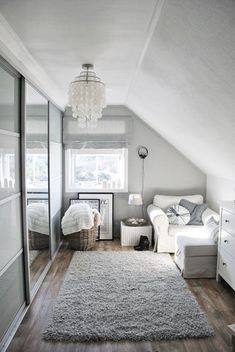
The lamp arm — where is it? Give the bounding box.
[142,158,145,218]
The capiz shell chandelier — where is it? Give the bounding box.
[68,63,106,128]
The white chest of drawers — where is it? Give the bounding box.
[217,202,235,291]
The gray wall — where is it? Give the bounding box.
[206,175,235,212]
[63,106,206,237]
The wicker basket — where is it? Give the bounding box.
[29,230,49,250]
[66,213,98,251]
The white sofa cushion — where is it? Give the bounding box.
[169,224,205,238]
[153,194,203,211]
[204,217,219,243]
[175,233,215,257]
[201,207,220,224]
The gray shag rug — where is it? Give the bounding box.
[43,251,213,342]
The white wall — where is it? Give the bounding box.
[206,175,235,212]
[63,106,206,236]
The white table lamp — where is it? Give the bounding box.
[128,193,143,206]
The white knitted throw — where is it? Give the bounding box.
[62,203,101,236]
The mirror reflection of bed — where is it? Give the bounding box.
[25,82,50,291]
[27,199,50,288]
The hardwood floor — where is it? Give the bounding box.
[7,240,235,352]
[30,249,50,288]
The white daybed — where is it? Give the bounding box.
[147,194,220,278]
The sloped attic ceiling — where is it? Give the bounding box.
[126,0,235,181]
[0,0,234,180]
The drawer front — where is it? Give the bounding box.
[221,209,235,235]
[218,249,235,290]
[220,230,235,257]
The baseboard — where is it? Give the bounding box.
[30,259,52,300]
[52,240,63,261]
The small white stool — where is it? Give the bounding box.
[121,221,152,246]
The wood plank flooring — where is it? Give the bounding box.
[30,249,50,288]
[7,240,235,352]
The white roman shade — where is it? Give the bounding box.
[63,107,132,149]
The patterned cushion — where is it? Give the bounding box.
[166,204,190,225]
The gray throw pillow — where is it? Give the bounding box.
[179,199,208,225]
[179,199,197,214]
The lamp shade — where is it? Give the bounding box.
[68,64,106,128]
[128,193,143,206]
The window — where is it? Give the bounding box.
[66,148,128,192]
[0,151,15,188]
[26,150,48,190]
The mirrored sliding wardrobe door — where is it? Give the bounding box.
[49,102,62,256]
[25,82,50,291]
[0,59,25,347]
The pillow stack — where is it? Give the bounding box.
[165,198,219,241]
[166,198,208,226]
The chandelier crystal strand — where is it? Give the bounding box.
[68,64,106,128]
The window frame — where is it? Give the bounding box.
[65,148,128,193]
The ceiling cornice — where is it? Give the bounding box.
[0,12,64,109]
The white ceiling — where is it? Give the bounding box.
[0,0,158,105]
[0,0,235,181]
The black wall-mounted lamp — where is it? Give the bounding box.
[137,146,148,218]
[138,146,148,159]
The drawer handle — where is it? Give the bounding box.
[224,240,228,243]
[225,219,230,223]
[222,262,227,266]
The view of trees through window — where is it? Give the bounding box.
[67,149,127,191]
[0,152,15,189]
[26,152,48,190]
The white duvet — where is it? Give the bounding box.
[27,202,49,235]
[62,203,101,236]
